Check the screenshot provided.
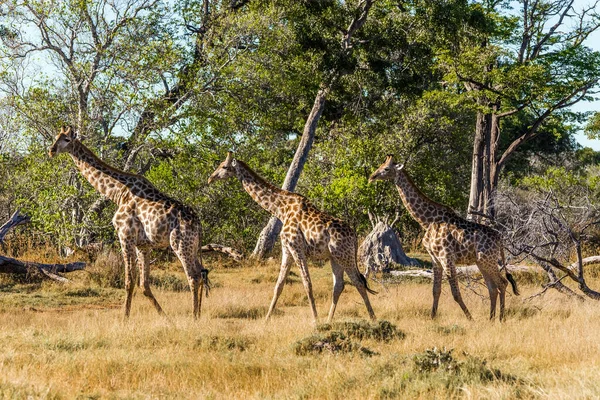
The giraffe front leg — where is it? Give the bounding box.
[118,237,136,320]
[285,237,318,324]
[431,264,443,319]
[427,250,443,319]
[265,245,293,322]
[445,261,473,320]
[137,247,165,317]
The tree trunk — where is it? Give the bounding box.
[251,86,329,258]
[468,110,487,221]
[468,105,501,222]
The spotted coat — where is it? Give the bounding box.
[49,126,206,319]
[208,152,376,323]
[369,155,519,321]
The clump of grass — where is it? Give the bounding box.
[150,270,189,292]
[318,320,405,342]
[294,331,377,357]
[64,287,101,297]
[413,347,517,384]
[86,249,124,288]
[433,324,466,336]
[43,337,108,352]
[195,335,253,352]
[504,305,540,320]
[213,305,278,319]
[413,347,460,373]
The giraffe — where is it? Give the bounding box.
[49,126,209,319]
[208,152,376,323]
[369,155,519,321]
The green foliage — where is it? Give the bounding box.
[0,0,598,254]
[317,320,406,342]
[293,331,377,357]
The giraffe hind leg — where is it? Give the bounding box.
[326,260,345,323]
[265,245,293,322]
[171,237,201,319]
[344,265,376,321]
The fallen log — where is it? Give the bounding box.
[0,255,86,282]
[388,264,539,280]
[201,244,244,261]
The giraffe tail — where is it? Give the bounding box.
[354,236,377,295]
[359,272,378,295]
[501,247,520,296]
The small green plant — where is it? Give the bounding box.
[413,347,459,373]
[294,331,377,357]
[317,320,405,342]
[413,347,517,384]
[196,335,252,352]
[213,305,280,319]
[433,324,466,336]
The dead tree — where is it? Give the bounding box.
[496,186,600,300]
[0,211,86,282]
[0,210,30,245]
[359,212,419,277]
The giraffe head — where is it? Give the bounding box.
[208,151,236,184]
[368,154,404,183]
[48,126,77,157]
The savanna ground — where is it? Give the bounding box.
[1,249,600,399]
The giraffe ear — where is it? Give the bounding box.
[65,126,77,140]
[231,159,237,168]
[396,163,404,171]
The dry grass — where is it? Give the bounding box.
[1,255,600,399]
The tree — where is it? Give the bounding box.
[0,0,250,246]
[250,0,377,258]
[436,0,600,220]
[497,176,600,300]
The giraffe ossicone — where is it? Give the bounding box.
[49,126,209,319]
[209,152,377,323]
[369,154,519,321]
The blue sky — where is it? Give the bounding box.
[571,0,600,150]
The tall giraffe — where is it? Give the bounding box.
[369,155,518,321]
[49,126,208,319]
[208,152,376,323]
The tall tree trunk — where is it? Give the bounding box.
[251,86,329,258]
[468,102,501,223]
[468,110,488,221]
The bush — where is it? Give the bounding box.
[317,320,405,342]
[294,331,377,357]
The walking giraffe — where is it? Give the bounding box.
[208,152,376,323]
[49,126,209,319]
[369,155,518,321]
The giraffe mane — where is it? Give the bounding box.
[400,169,457,215]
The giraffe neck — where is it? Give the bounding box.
[393,169,450,228]
[69,141,133,204]
[234,161,286,219]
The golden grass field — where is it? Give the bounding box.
[1,252,600,399]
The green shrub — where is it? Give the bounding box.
[294,331,377,357]
[317,320,405,342]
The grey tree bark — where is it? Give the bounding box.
[358,212,419,277]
